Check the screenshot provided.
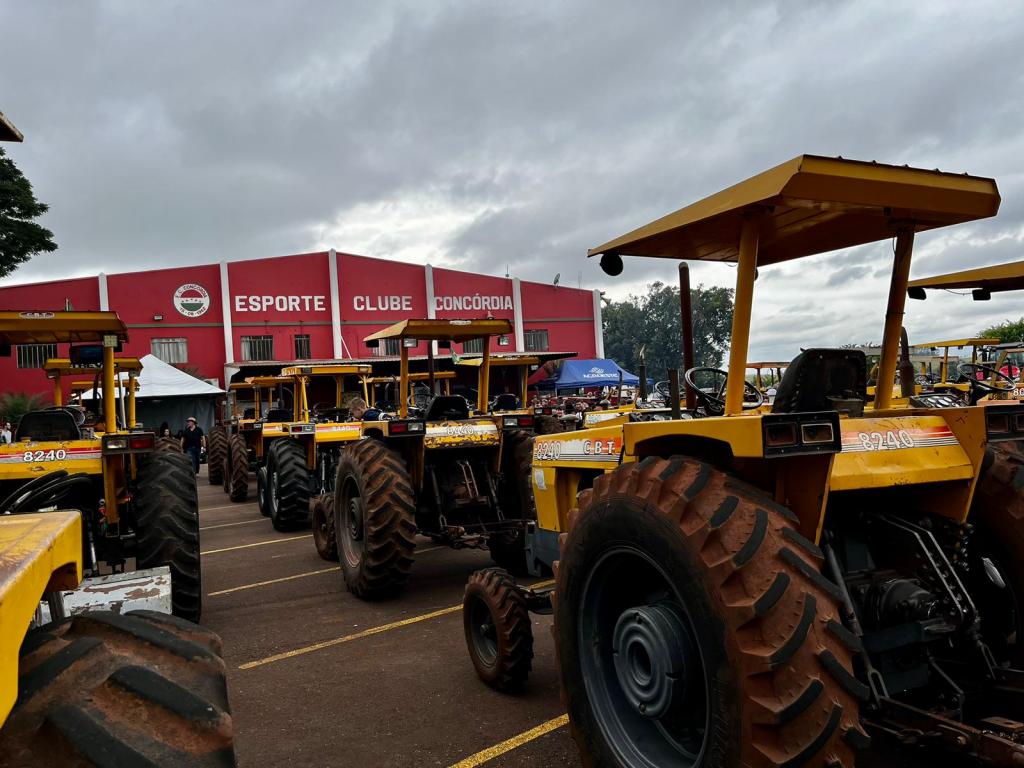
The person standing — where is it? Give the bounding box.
[181,416,205,474]
[1,422,11,444]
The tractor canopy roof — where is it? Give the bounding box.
[748,361,789,369]
[0,111,22,142]
[0,311,128,345]
[229,381,255,391]
[245,375,292,387]
[913,337,1000,349]
[588,155,1000,266]
[43,357,143,377]
[363,371,456,384]
[457,354,540,368]
[365,318,513,342]
[280,364,372,377]
[908,259,1024,295]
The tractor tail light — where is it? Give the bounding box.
[103,432,156,455]
[987,406,1024,442]
[518,416,535,428]
[129,434,154,451]
[800,422,835,445]
[388,420,425,436]
[764,423,798,448]
[391,422,407,434]
[762,412,842,457]
[289,423,315,435]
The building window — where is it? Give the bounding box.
[374,338,402,357]
[241,335,275,361]
[151,337,188,364]
[462,338,484,354]
[16,343,57,369]
[294,334,311,360]
[524,329,549,352]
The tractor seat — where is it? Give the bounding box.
[772,349,867,415]
[491,393,520,411]
[17,409,82,442]
[264,408,292,422]
[425,395,470,421]
[242,407,256,419]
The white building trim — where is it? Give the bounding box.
[593,289,605,358]
[511,278,525,352]
[97,273,109,311]
[220,261,234,365]
[328,249,345,358]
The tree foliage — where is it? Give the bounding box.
[980,317,1024,344]
[603,281,734,381]
[0,146,56,277]
[0,391,48,427]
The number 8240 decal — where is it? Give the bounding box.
[23,449,68,462]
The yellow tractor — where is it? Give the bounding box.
[240,374,294,510]
[462,155,1024,766]
[330,319,537,599]
[0,312,202,622]
[205,381,256,488]
[266,363,371,538]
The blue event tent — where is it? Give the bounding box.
[534,358,641,391]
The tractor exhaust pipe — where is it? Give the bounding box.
[899,327,915,398]
[679,263,697,410]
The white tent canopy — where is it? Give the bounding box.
[79,354,223,432]
[79,354,223,398]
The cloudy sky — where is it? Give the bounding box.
[2,1,1023,360]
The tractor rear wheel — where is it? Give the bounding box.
[553,457,867,768]
[0,611,234,767]
[256,465,270,517]
[207,426,227,485]
[535,415,564,435]
[463,568,534,691]
[334,440,416,599]
[154,435,183,454]
[221,449,231,494]
[268,439,310,532]
[490,429,536,576]
[311,494,338,561]
[970,443,1024,665]
[134,450,202,622]
[226,434,249,503]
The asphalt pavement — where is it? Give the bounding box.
[196,472,580,768]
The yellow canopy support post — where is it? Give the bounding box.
[128,371,137,428]
[52,376,62,407]
[102,344,116,430]
[725,216,760,415]
[399,344,410,418]
[875,230,915,410]
[478,343,492,413]
[521,366,529,404]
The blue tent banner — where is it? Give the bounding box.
[535,358,641,390]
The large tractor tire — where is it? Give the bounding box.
[535,415,564,435]
[463,568,534,691]
[256,465,270,517]
[334,440,417,600]
[552,457,868,768]
[207,426,227,485]
[154,436,183,454]
[226,433,249,503]
[267,439,311,532]
[969,442,1024,665]
[0,610,234,767]
[134,451,202,622]
[311,494,338,561]
[221,449,231,494]
[490,429,535,575]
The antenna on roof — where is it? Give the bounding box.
[553,273,560,287]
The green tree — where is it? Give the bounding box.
[0,146,56,277]
[0,391,48,428]
[603,281,734,381]
[981,317,1024,343]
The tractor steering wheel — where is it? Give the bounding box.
[683,367,765,416]
[956,363,1015,394]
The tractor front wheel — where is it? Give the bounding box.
[311,494,338,561]
[256,465,270,517]
[267,439,310,532]
[463,568,534,691]
[553,457,868,768]
[334,440,416,599]
[0,611,234,767]
[207,426,227,485]
[226,434,249,503]
[133,451,202,622]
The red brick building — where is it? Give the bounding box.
[0,250,603,400]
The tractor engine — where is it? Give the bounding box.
[422,449,502,545]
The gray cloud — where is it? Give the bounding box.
[2,0,1023,361]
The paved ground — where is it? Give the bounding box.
[197,472,581,768]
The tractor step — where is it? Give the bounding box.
[38,565,172,622]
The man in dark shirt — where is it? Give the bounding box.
[181,416,205,474]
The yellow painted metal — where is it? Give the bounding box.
[915,337,1000,349]
[0,439,103,480]
[477,344,492,413]
[365,318,513,342]
[0,511,82,725]
[52,376,62,407]
[127,372,137,427]
[909,259,1024,294]
[456,355,542,368]
[399,345,409,418]
[725,216,760,415]
[0,311,128,345]
[874,230,914,410]
[280,364,371,377]
[587,155,999,266]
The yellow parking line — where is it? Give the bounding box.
[448,715,569,767]
[208,545,448,596]
[208,566,338,596]
[200,519,265,531]
[201,535,311,555]
[201,502,257,513]
[240,576,556,670]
